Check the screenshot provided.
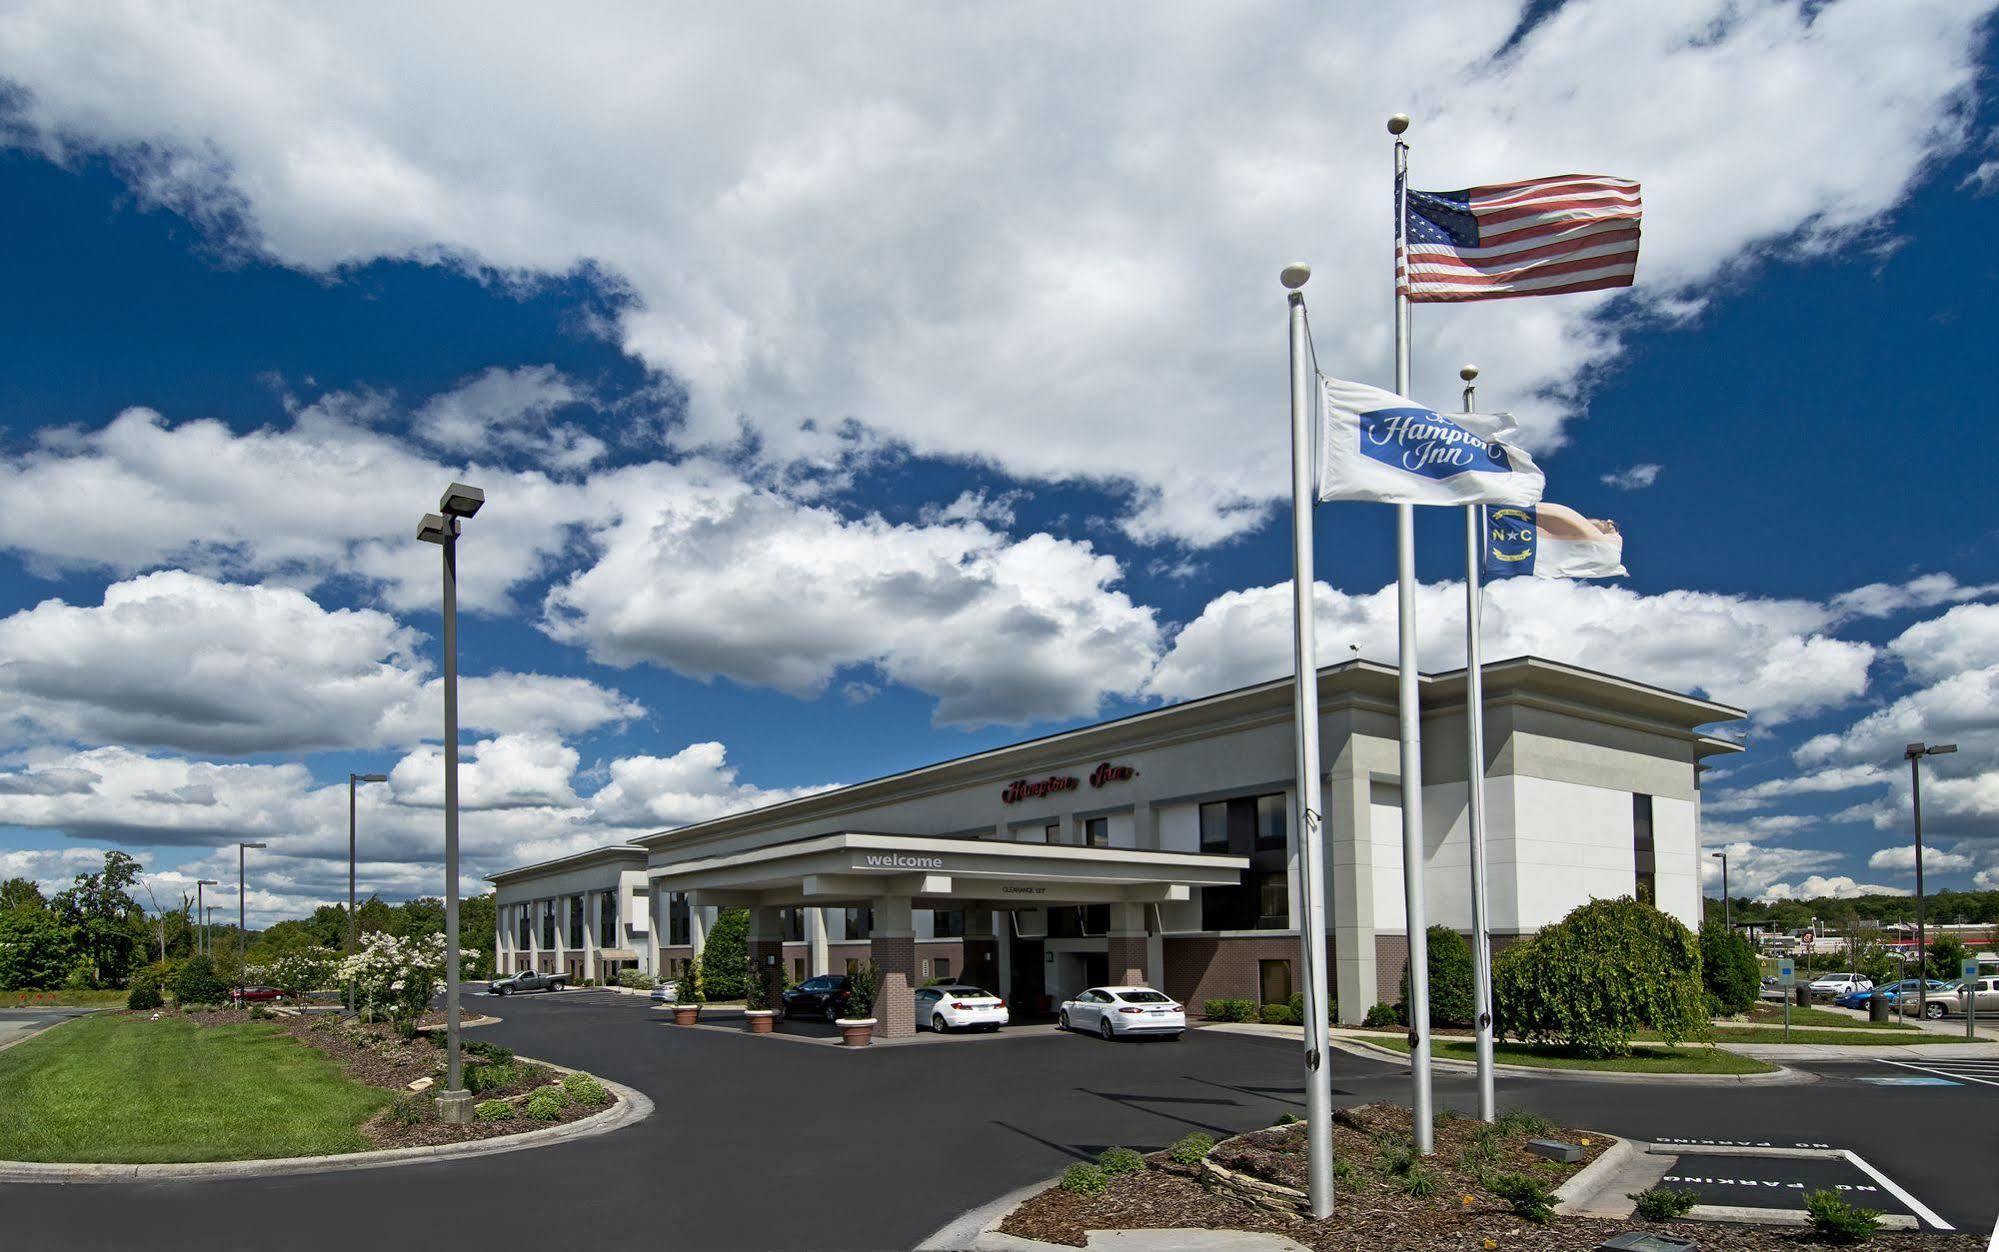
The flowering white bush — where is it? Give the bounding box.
[267,950,336,1003]
[338,933,472,1034]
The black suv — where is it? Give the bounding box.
[781,974,852,1022]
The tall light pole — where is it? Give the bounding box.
[419,482,484,1124]
[347,772,389,1011]
[1904,741,1956,1018]
[237,841,266,993]
[1710,852,1730,934]
[205,906,217,956]
[196,879,219,955]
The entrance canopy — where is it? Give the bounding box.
[650,832,1248,909]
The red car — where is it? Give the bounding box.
[231,985,283,1003]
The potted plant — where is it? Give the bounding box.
[672,957,704,1025]
[836,961,878,1046]
[743,954,776,1034]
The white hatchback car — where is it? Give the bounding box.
[1059,986,1186,1041]
[1806,972,1871,998]
[914,984,1009,1032]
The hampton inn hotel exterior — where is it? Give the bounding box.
[489,657,1740,1038]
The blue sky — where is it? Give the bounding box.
[0,4,1995,922]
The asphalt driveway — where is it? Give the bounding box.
[2,992,1993,1249]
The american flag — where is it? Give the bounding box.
[1398,173,1641,302]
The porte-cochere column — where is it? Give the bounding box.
[870,896,917,1039]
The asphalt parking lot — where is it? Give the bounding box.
[3,991,1994,1250]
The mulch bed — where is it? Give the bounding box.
[151,1007,612,1150]
[998,1104,1983,1250]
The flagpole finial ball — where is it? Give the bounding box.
[1459,365,1479,382]
[1280,262,1312,289]
[1387,114,1411,135]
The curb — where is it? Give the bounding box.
[1553,1136,1663,1218]
[915,1170,1071,1251]
[0,1055,652,1184]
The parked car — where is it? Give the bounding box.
[1903,978,1999,1019]
[915,984,1008,1033]
[781,973,852,1022]
[1058,986,1186,1041]
[647,981,681,1004]
[1832,978,1950,1011]
[230,985,282,1004]
[488,968,568,996]
[1806,972,1871,999]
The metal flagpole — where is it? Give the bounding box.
[1281,261,1335,1219]
[1459,365,1497,1123]
[1389,111,1434,1154]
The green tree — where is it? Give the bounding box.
[170,954,230,1005]
[354,895,396,937]
[698,908,749,1000]
[0,909,77,990]
[459,893,496,978]
[1493,896,1708,1058]
[0,877,46,913]
[391,896,444,938]
[1400,925,1475,1028]
[1699,923,1760,1015]
[49,850,143,988]
[1925,933,1971,982]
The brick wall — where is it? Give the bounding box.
[871,936,916,1038]
[1163,935,1307,1015]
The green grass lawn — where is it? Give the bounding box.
[0,989,130,1008]
[1705,1025,1966,1046]
[1353,1033,1776,1075]
[1743,1003,1913,1031]
[0,1013,394,1163]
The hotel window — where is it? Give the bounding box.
[567,896,584,949]
[1084,817,1110,848]
[1201,791,1285,854]
[516,906,531,949]
[1255,793,1286,851]
[845,905,874,941]
[667,893,690,947]
[792,957,805,983]
[599,893,618,944]
[1044,822,1059,843]
[1046,904,1109,938]
[540,901,555,950]
[932,909,967,939]
[934,957,952,981]
[1633,793,1657,906]
[780,908,805,942]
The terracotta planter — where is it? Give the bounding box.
[672,1004,701,1025]
[836,1017,877,1046]
[745,1009,776,1034]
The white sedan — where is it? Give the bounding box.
[1059,986,1185,1041]
[915,984,1009,1032]
[647,981,680,1004]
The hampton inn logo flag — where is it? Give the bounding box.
[1316,374,1544,507]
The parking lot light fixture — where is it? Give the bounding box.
[346,773,390,1011]
[418,482,482,1124]
[1903,742,1956,1018]
[195,879,219,955]
[1710,852,1729,933]
[236,842,266,994]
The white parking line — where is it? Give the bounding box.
[1883,1059,1999,1089]
[1841,1150,1952,1232]
[1989,1210,1998,1252]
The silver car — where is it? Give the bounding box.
[1902,978,1999,1019]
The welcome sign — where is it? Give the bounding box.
[1317,374,1543,507]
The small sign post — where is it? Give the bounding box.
[1778,959,1796,1042]
[1962,957,1980,1041]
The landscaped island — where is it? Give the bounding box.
[0,1008,614,1165]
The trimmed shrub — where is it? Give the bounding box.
[1168,1132,1215,1166]
[1485,1171,1556,1224]
[845,961,878,1019]
[1630,1186,1700,1220]
[523,1088,567,1121]
[1273,1112,1300,1127]
[1061,1163,1108,1196]
[1400,925,1476,1028]
[560,1072,609,1106]
[474,1099,513,1123]
[1259,1003,1300,1026]
[464,1061,522,1094]
[697,908,748,1000]
[383,1094,431,1128]
[1362,1001,1400,1028]
[1700,923,1761,1015]
[1492,897,1708,1058]
[126,972,164,1011]
[1097,1146,1145,1176]
[463,1039,515,1063]
[616,970,654,990]
[1805,1189,1881,1244]
[170,955,229,1006]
